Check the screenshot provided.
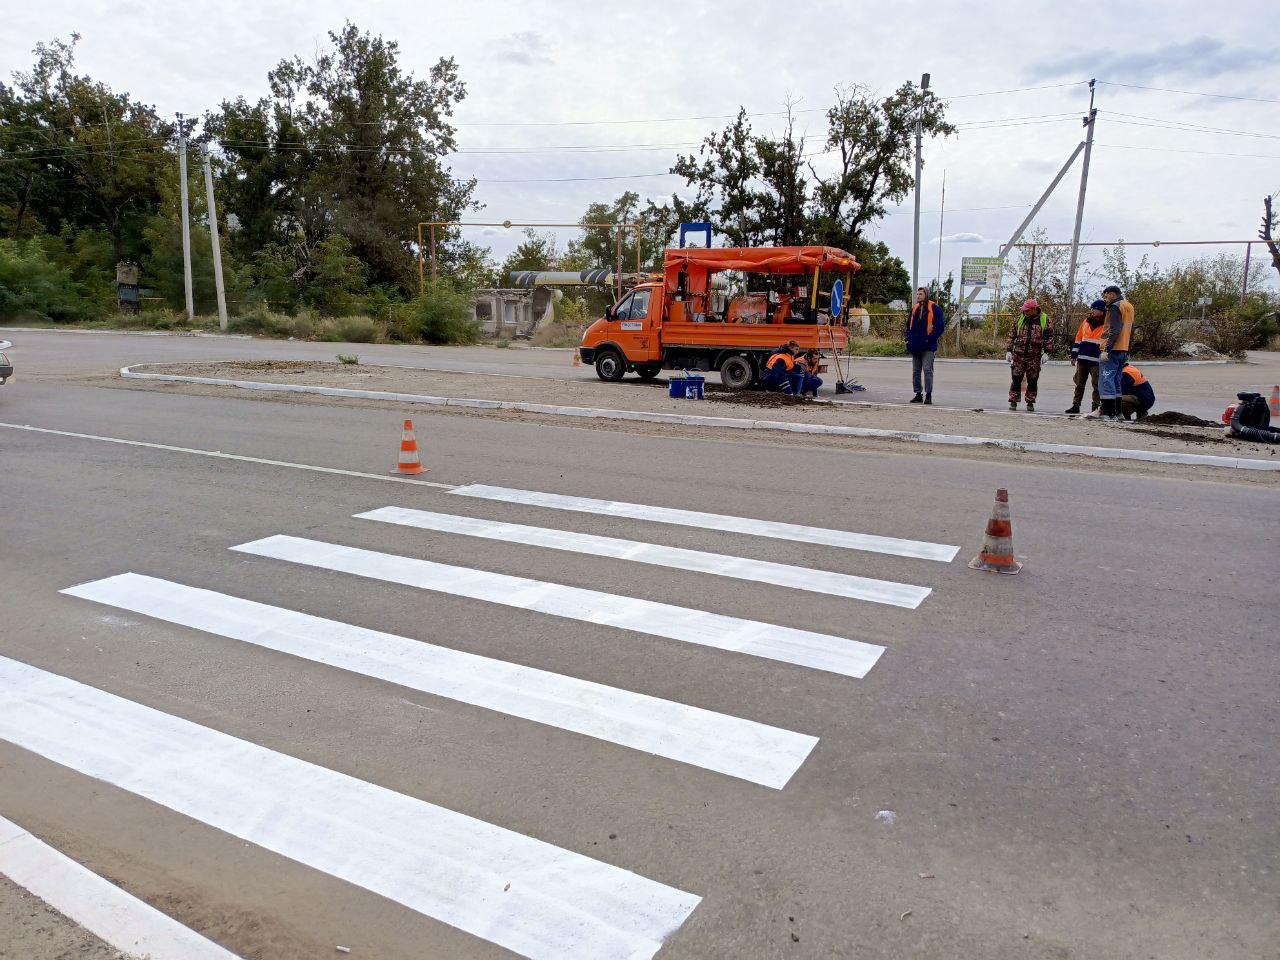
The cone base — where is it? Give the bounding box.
[968,555,1023,575]
[391,465,427,475]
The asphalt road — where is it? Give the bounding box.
[7,327,1276,421]
[1,336,1278,959]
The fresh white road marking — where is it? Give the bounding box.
[358,506,931,609]
[0,814,241,960]
[231,536,885,679]
[63,573,817,789]
[0,656,700,960]
[0,422,455,488]
[449,484,960,562]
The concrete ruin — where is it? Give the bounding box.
[471,287,558,339]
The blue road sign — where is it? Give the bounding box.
[830,279,844,318]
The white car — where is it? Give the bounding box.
[0,340,11,385]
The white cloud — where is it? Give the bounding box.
[492,30,553,67]
[933,232,986,244]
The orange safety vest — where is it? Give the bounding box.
[1109,299,1134,352]
[766,351,796,371]
[1121,363,1147,386]
[910,300,937,336]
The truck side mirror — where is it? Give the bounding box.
[604,305,615,320]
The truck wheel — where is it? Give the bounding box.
[634,364,661,381]
[719,355,755,391]
[595,349,626,382]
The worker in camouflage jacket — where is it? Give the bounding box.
[1005,298,1055,412]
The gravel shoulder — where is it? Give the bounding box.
[0,874,123,960]
[133,360,1277,468]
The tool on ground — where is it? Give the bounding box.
[669,370,705,400]
[392,418,426,474]
[1227,392,1280,444]
[968,488,1023,575]
[1221,402,1238,425]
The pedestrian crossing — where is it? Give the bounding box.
[5,485,958,959]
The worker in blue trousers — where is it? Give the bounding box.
[792,349,823,397]
[761,341,800,394]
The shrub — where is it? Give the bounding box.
[325,315,378,343]
[390,284,480,344]
[336,353,360,365]
[0,238,97,322]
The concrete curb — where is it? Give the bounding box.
[120,364,1280,472]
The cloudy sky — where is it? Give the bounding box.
[6,0,1278,291]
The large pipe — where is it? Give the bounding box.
[509,269,616,288]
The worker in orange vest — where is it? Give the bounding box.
[761,341,800,394]
[1118,364,1156,421]
[905,287,946,404]
[1066,300,1106,414]
[1098,284,1135,421]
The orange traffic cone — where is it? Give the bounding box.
[392,418,425,475]
[968,488,1023,574]
[572,350,583,368]
[1269,385,1279,421]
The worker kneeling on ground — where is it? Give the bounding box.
[793,349,823,397]
[762,341,801,394]
[1066,300,1106,414]
[1006,298,1054,412]
[1119,363,1155,421]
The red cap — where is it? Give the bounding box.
[1021,299,1038,312]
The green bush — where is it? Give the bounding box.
[0,238,99,322]
[390,284,480,344]
[316,315,378,343]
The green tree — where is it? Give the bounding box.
[499,228,560,282]
[809,82,955,250]
[0,35,172,261]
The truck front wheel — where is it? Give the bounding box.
[719,355,756,391]
[595,349,626,382]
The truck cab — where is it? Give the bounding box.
[580,282,665,381]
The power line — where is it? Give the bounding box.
[1095,143,1280,160]
[1096,79,1280,105]
[944,80,1087,100]
[1102,112,1280,140]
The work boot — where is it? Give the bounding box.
[924,393,932,405]
[1135,408,1148,421]
[1026,401,1035,412]
[1065,404,1081,414]
[910,393,923,403]
[1009,400,1018,411]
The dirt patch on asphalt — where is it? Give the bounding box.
[1143,410,1219,428]
[707,391,818,410]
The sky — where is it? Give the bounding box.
[5,0,1278,295]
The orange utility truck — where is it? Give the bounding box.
[578,245,859,389]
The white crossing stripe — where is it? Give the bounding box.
[0,814,241,960]
[63,574,817,789]
[358,506,931,609]
[231,536,885,679]
[450,484,960,562]
[0,656,700,960]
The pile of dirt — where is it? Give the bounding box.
[706,391,815,409]
[1142,410,1218,428]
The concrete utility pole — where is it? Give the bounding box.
[176,114,194,320]
[935,169,946,287]
[1062,79,1096,333]
[200,145,229,331]
[911,73,930,295]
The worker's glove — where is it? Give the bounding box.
[1100,350,1111,362]
[1004,351,1013,364]
[1070,357,1077,366]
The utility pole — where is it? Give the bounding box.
[935,169,946,287]
[176,114,194,320]
[1062,79,1096,335]
[200,145,229,330]
[911,73,930,296]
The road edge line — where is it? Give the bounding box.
[119,365,1280,472]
